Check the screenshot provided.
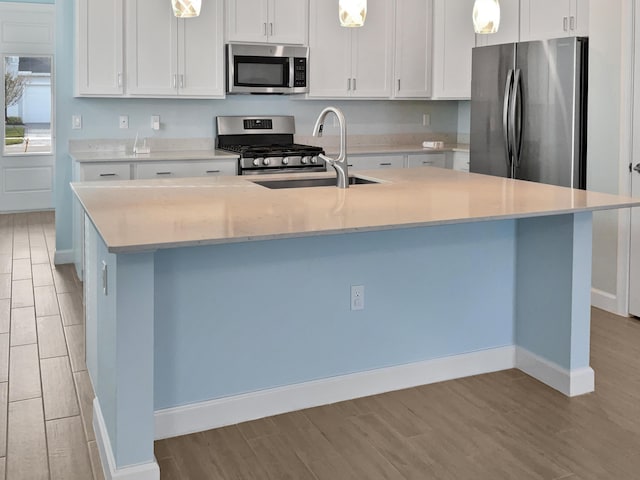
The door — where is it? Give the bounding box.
[515,38,584,188]
[126,0,177,96]
[469,43,515,178]
[520,0,572,41]
[0,4,55,212]
[268,0,307,45]
[178,0,224,97]
[632,163,640,317]
[226,0,269,43]
[394,0,432,98]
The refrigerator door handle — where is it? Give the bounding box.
[503,69,514,173]
[509,69,523,177]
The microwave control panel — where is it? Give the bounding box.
[293,58,307,87]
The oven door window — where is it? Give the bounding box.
[234,56,289,88]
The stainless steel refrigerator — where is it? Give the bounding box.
[470,37,588,189]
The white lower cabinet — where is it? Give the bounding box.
[80,163,133,181]
[451,151,470,172]
[347,155,404,170]
[135,160,236,179]
[407,153,446,168]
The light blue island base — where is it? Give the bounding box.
[84,213,593,480]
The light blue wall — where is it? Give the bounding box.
[0,0,53,3]
[154,221,517,409]
[54,0,460,253]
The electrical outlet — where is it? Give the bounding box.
[72,115,82,129]
[351,285,365,311]
[119,115,129,129]
[151,115,160,131]
[422,113,431,127]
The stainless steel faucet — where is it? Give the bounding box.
[312,107,349,189]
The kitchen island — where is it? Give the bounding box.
[72,167,639,480]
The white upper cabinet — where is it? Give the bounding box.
[76,0,124,96]
[475,0,520,46]
[520,0,589,41]
[393,0,432,98]
[126,0,224,98]
[309,0,393,98]
[226,0,308,45]
[431,0,476,99]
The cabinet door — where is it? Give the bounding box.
[520,0,572,41]
[451,151,470,172]
[475,0,520,47]
[432,0,476,99]
[178,0,224,97]
[268,0,307,45]
[394,0,431,98]
[76,0,123,96]
[81,163,132,181]
[571,0,589,37]
[347,155,404,170]
[226,0,269,43]
[351,0,393,98]
[308,0,352,98]
[126,0,178,96]
[407,153,446,168]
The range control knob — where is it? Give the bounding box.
[253,158,261,166]
[301,156,310,164]
[263,158,271,166]
[282,157,290,165]
[311,156,318,164]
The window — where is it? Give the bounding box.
[4,55,53,155]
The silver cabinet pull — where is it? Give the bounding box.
[263,22,267,36]
[353,78,357,90]
[397,79,401,91]
[422,161,434,165]
[206,170,220,174]
[270,23,274,36]
[99,173,117,177]
[179,74,185,88]
[347,78,351,91]
[380,162,392,166]
[563,16,568,31]
[117,72,123,87]
[172,74,177,88]
[634,163,640,173]
[156,172,172,175]
[570,16,575,30]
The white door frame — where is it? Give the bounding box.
[0,2,55,213]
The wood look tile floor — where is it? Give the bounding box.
[0,212,101,480]
[4,212,640,479]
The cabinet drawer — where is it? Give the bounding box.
[407,153,446,168]
[347,155,404,170]
[81,163,132,181]
[135,160,236,179]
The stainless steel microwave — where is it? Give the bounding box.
[226,43,309,95]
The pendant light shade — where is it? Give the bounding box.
[172,0,201,18]
[339,0,367,28]
[473,0,500,34]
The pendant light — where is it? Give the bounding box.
[472,0,500,34]
[172,0,201,18]
[339,0,367,28]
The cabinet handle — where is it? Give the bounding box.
[353,78,357,91]
[397,79,401,91]
[99,173,117,177]
[206,170,220,174]
[172,75,177,88]
[347,78,351,91]
[270,23,274,36]
[264,22,267,36]
[570,16,575,30]
[422,161,434,165]
[380,162,392,166]
[179,74,185,88]
[156,172,172,175]
[563,16,568,31]
[117,73,123,87]
[348,164,354,167]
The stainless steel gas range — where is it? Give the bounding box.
[216,116,326,175]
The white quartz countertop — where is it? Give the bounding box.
[71,168,640,254]
[324,144,470,156]
[70,149,238,163]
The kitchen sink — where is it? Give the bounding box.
[252,176,380,189]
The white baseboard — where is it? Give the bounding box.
[53,249,74,265]
[93,399,160,480]
[155,346,517,440]
[591,287,628,316]
[515,347,595,397]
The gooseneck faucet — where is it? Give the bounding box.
[312,107,349,188]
